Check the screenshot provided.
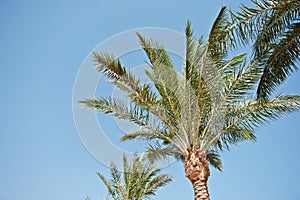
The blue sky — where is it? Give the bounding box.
[1,1,299,200]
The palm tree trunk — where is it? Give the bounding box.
[184,147,210,200]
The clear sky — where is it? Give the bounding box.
[1,1,300,200]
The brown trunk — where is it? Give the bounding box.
[184,147,210,200]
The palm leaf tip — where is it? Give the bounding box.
[79,98,102,110]
[136,32,174,69]
[79,98,114,113]
[93,52,127,80]
[185,20,193,37]
[207,6,229,59]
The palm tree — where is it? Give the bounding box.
[229,0,300,99]
[97,154,172,200]
[81,7,300,200]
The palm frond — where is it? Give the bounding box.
[252,0,299,57]
[229,0,300,98]
[121,129,159,141]
[109,163,122,194]
[143,174,172,197]
[120,128,175,146]
[257,23,300,98]
[229,0,299,46]
[185,20,194,81]
[228,95,300,130]
[136,32,174,69]
[144,67,180,120]
[80,97,151,127]
[206,150,223,171]
[97,172,117,200]
[184,21,205,81]
[92,52,158,107]
[206,6,229,61]
[216,126,256,150]
[137,33,181,117]
[224,55,265,101]
[206,95,300,150]
[183,21,209,111]
[146,142,182,162]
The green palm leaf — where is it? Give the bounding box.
[229,0,300,99]
[257,23,300,97]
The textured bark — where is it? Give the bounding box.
[184,147,210,200]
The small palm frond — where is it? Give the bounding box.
[136,32,174,69]
[206,150,223,171]
[146,142,182,162]
[80,97,151,127]
[93,52,158,107]
[144,67,180,121]
[120,129,159,141]
[81,97,179,146]
[120,128,174,145]
[221,53,246,93]
[216,126,256,151]
[122,155,129,194]
[184,20,206,80]
[97,173,116,199]
[224,55,265,101]
[97,163,122,200]
[143,173,172,197]
[137,33,182,125]
[206,6,229,61]
[109,163,122,194]
[81,95,187,154]
[185,20,195,81]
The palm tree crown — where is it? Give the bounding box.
[97,155,172,200]
[81,6,300,200]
